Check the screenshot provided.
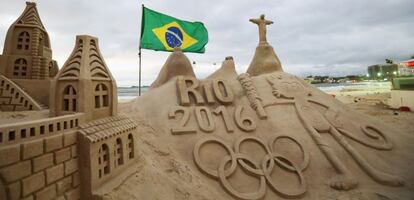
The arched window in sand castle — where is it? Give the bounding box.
[62,85,77,112]
[98,143,110,178]
[17,31,30,50]
[13,58,28,78]
[115,138,124,167]
[127,134,134,159]
[94,83,109,108]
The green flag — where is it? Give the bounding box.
[140,6,208,53]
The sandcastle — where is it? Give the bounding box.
[0,3,137,200]
[0,2,413,200]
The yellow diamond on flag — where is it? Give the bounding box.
[152,21,198,51]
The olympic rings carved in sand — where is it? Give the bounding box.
[193,135,309,200]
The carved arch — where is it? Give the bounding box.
[115,138,124,167]
[98,143,110,178]
[127,134,135,159]
[13,58,28,78]
[17,31,30,50]
[62,85,77,112]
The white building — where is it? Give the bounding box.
[398,59,414,76]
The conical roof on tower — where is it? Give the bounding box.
[50,35,117,121]
[2,2,49,55]
[15,2,46,29]
[56,35,114,81]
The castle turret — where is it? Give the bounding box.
[0,2,58,79]
[49,35,117,122]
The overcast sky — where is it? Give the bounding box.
[1,0,413,86]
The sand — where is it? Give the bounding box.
[103,76,414,200]
[0,110,49,125]
[335,93,414,134]
[1,84,412,200]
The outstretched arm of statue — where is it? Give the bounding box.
[265,20,274,25]
[249,18,259,24]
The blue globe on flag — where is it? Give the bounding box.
[165,26,183,48]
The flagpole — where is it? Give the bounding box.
[138,4,144,96]
[138,47,142,96]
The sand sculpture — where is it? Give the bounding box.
[49,35,118,121]
[150,47,196,89]
[0,3,137,200]
[0,2,59,108]
[247,14,282,76]
[112,14,414,200]
[0,2,413,200]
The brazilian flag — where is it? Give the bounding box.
[140,6,208,53]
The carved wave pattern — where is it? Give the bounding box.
[18,7,43,27]
[60,41,83,79]
[89,39,109,79]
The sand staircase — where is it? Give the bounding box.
[0,75,42,111]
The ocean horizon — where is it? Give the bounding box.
[118,81,391,101]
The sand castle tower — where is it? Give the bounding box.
[49,35,117,122]
[0,2,58,80]
[0,2,59,107]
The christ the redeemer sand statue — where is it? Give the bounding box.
[249,14,273,44]
[246,14,282,75]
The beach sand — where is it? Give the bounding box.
[107,85,414,200]
[334,92,414,133]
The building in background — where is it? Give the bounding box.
[398,59,414,76]
[367,64,398,80]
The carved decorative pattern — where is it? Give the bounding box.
[168,106,197,135]
[168,105,256,134]
[60,40,83,79]
[17,31,30,50]
[0,75,42,111]
[238,73,267,119]
[13,58,28,78]
[94,83,109,108]
[62,85,77,112]
[89,39,110,79]
[193,135,309,199]
[265,73,404,190]
[17,5,44,28]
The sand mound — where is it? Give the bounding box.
[108,67,414,199]
[246,42,283,76]
[150,48,195,89]
[207,56,238,80]
[106,15,414,199]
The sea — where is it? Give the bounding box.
[118,81,392,101]
[313,81,391,93]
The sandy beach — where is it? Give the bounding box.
[336,93,414,133]
[313,82,413,133]
[109,73,414,200]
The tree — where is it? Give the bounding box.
[385,58,393,64]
